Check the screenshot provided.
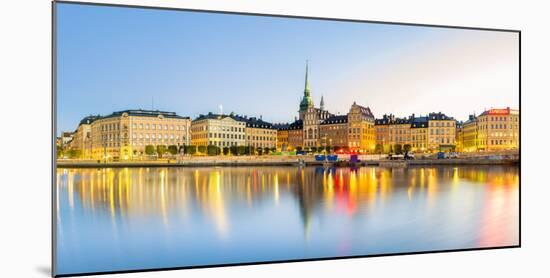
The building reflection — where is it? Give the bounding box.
[57,165,518,241]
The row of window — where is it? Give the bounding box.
[132,123,188,131]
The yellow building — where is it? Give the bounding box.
[245,117,277,149]
[88,110,191,160]
[347,102,376,152]
[375,113,453,153]
[456,122,464,152]
[462,115,478,152]
[69,116,99,158]
[476,108,519,151]
[410,117,428,151]
[319,115,348,149]
[191,113,246,148]
[274,124,290,151]
[427,112,456,152]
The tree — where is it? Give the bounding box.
[325,146,332,153]
[185,145,197,155]
[270,147,277,153]
[310,146,317,153]
[296,146,303,152]
[256,147,263,155]
[264,147,271,155]
[238,146,247,156]
[394,144,403,155]
[230,145,238,155]
[223,147,230,155]
[375,144,384,154]
[56,145,64,158]
[318,146,325,153]
[198,145,206,154]
[168,145,178,155]
[67,149,81,159]
[156,145,167,158]
[404,144,412,153]
[145,145,156,155]
[207,145,220,156]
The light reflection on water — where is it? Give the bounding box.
[56,165,519,275]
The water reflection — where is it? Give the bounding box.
[56,165,519,275]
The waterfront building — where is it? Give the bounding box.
[287,119,304,150]
[375,113,451,153]
[61,131,75,149]
[374,115,392,152]
[319,115,348,149]
[298,62,333,148]
[476,107,519,151]
[274,123,290,151]
[462,115,478,152]
[89,109,191,160]
[427,112,456,151]
[347,102,375,152]
[456,121,464,152]
[191,112,246,148]
[245,117,277,149]
[69,116,99,158]
[410,116,428,151]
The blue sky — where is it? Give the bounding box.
[56,3,519,135]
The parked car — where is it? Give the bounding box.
[448,152,459,159]
[405,152,415,160]
[388,153,404,160]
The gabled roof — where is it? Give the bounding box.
[351,103,375,119]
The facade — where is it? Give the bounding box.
[427,112,456,151]
[287,120,304,150]
[462,115,478,152]
[69,116,99,158]
[410,116,428,151]
[347,102,376,152]
[476,108,519,151]
[375,113,452,153]
[245,117,277,149]
[456,121,464,152]
[274,124,290,151]
[319,115,348,148]
[89,110,191,160]
[191,113,246,148]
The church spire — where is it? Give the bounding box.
[304,60,310,97]
[320,95,325,110]
[299,60,314,112]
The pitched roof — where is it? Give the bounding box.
[103,109,190,120]
[246,117,275,129]
[321,115,348,125]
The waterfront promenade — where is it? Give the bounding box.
[57,151,519,168]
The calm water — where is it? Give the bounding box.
[55,165,519,275]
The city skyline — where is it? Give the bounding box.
[56,3,519,135]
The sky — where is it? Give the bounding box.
[56,3,519,135]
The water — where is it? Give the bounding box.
[55,165,519,275]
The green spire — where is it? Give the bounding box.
[299,60,314,112]
[304,60,310,96]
